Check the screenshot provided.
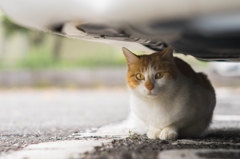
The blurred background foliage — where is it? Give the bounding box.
[0,15,126,70]
[0,13,205,71]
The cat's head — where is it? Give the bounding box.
[123,47,177,98]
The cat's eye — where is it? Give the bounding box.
[136,73,145,80]
[155,72,164,79]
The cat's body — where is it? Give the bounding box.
[98,47,215,140]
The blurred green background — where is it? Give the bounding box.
[0,14,127,70]
[0,12,206,71]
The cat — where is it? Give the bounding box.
[97,47,216,140]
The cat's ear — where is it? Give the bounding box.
[161,46,174,63]
[122,47,139,64]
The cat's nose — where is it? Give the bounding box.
[145,77,154,91]
[145,83,154,91]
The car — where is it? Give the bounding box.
[1,0,240,61]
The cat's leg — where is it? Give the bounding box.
[126,112,148,135]
[159,126,178,140]
[147,126,162,139]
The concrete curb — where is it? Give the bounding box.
[0,68,126,87]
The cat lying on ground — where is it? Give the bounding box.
[98,47,216,140]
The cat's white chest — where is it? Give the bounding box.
[130,95,174,128]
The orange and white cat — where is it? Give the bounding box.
[98,47,216,140]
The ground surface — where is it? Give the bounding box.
[0,88,128,153]
[0,87,240,158]
[81,130,240,159]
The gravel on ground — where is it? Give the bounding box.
[81,128,240,159]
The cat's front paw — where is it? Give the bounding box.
[147,128,161,139]
[159,128,178,140]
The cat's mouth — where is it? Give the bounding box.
[145,92,158,98]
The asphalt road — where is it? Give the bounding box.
[0,87,240,157]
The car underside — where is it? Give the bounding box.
[1,0,240,61]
